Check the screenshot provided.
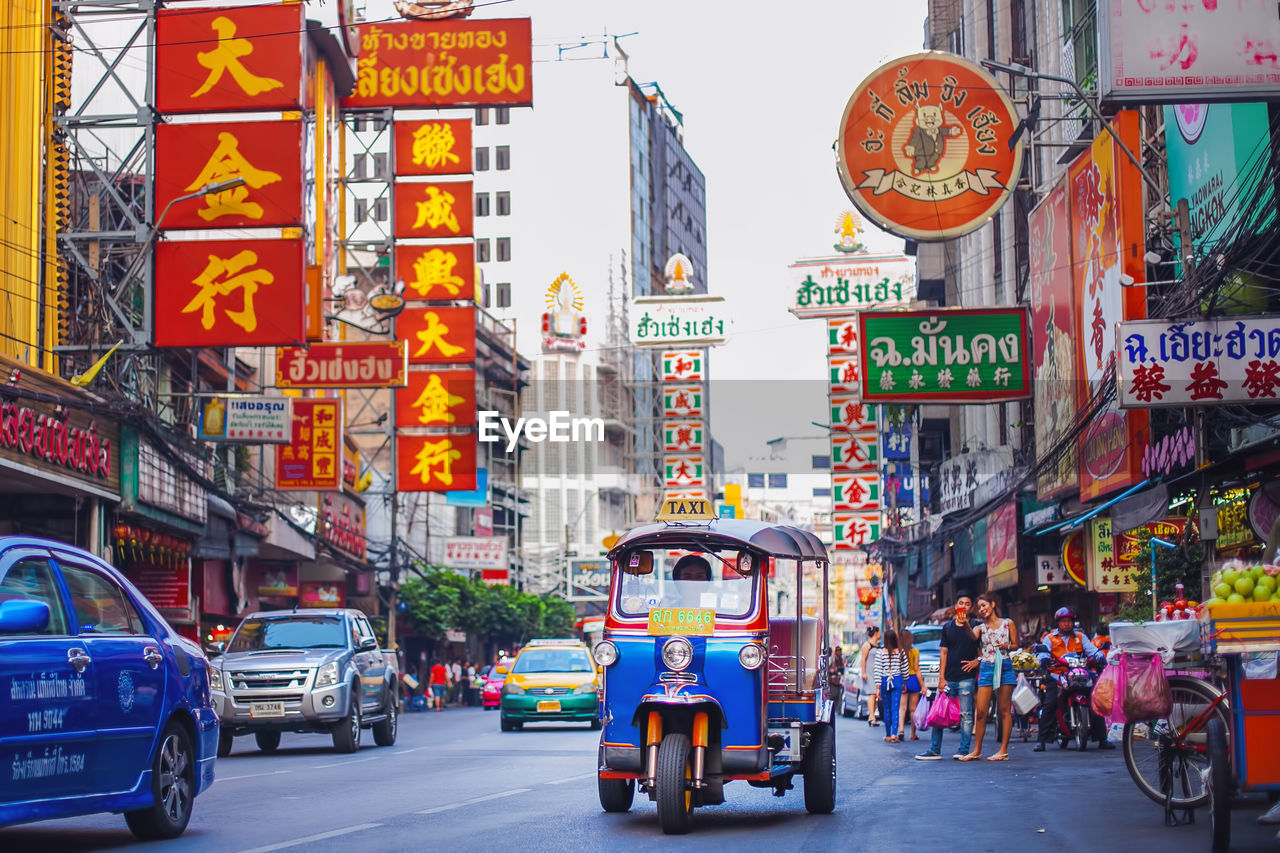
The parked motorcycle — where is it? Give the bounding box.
[1051,653,1098,751]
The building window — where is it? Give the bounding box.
[496,282,511,308]
[475,107,489,125]
[496,237,510,262]
[372,197,387,222]
[1062,0,1098,90]
[812,455,830,469]
[353,198,367,223]
[476,239,491,263]
[482,284,491,307]
[747,473,765,489]
[496,191,510,216]
[475,147,489,171]
[350,154,367,179]
[495,107,510,124]
[768,473,788,489]
[372,153,388,177]
[495,146,510,170]
[475,193,490,217]
[813,487,832,498]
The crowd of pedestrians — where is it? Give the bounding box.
[404,657,486,710]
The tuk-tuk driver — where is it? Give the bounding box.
[671,554,713,582]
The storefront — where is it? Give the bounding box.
[0,358,121,554]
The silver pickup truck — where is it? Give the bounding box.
[210,608,398,755]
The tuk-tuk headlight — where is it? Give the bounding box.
[662,636,694,672]
[738,643,765,670]
[593,641,618,667]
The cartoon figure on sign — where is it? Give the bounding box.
[903,104,960,175]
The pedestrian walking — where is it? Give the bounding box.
[876,629,905,742]
[828,645,845,710]
[898,628,923,741]
[961,593,1018,761]
[450,659,463,705]
[917,595,980,761]
[859,627,882,726]
[429,658,450,711]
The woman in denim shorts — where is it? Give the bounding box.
[959,593,1018,761]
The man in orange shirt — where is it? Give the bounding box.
[429,658,451,712]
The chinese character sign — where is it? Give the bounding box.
[276,399,344,491]
[835,52,1024,241]
[1118,316,1280,406]
[829,396,877,433]
[155,238,304,347]
[155,121,303,230]
[831,432,879,472]
[156,5,305,114]
[662,421,704,453]
[664,455,705,487]
[397,434,478,492]
[396,243,476,301]
[1029,174,1080,500]
[395,119,473,176]
[1087,516,1137,592]
[833,512,881,549]
[342,18,533,109]
[396,369,477,428]
[833,472,880,511]
[662,385,704,418]
[858,308,1031,403]
[394,181,474,239]
[397,306,476,365]
[660,351,704,382]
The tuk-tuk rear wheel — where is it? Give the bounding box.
[656,732,694,835]
[598,775,635,813]
[802,722,836,814]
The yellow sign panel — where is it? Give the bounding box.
[656,497,716,522]
[647,607,715,636]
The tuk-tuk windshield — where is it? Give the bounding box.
[616,548,757,619]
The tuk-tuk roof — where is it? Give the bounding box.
[606,519,829,562]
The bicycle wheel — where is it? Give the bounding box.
[1122,674,1229,810]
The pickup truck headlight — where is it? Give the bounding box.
[573,682,598,694]
[503,683,526,695]
[208,666,223,691]
[316,662,340,687]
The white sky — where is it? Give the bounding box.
[364,0,930,462]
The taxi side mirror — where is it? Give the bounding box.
[495,665,509,675]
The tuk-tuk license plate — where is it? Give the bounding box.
[250,701,285,718]
[536,700,561,713]
[647,607,715,636]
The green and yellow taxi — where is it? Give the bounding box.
[499,638,601,731]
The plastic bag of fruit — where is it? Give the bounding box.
[1092,662,1119,720]
[1121,653,1172,721]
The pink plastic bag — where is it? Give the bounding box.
[1122,653,1172,721]
[925,690,960,729]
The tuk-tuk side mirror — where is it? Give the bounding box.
[735,551,755,575]
[623,550,653,575]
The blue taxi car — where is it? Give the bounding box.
[0,537,218,838]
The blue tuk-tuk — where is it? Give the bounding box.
[592,500,836,834]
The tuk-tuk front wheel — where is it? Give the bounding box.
[656,732,694,835]
[598,775,635,813]
[803,722,836,814]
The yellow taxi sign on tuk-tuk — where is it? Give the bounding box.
[656,496,716,522]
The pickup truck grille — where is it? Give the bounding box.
[239,693,305,704]
[230,670,312,690]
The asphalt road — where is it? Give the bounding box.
[4,705,1278,851]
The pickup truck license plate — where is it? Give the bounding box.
[250,701,285,718]
[536,700,561,713]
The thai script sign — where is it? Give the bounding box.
[397,434,478,492]
[789,253,916,319]
[568,559,610,601]
[198,396,291,443]
[1036,554,1073,586]
[1087,516,1137,593]
[156,4,305,114]
[629,295,727,347]
[443,536,507,570]
[275,399,343,491]
[394,119,473,176]
[155,238,304,348]
[1118,316,1280,407]
[397,243,476,301]
[0,401,115,486]
[276,342,408,389]
[342,18,533,109]
[858,308,1031,403]
[835,52,1024,241]
[1029,174,1080,500]
[1098,0,1280,104]
[939,447,1014,516]
[319,492,367,561]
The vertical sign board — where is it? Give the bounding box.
[1070,111,1149,501]
[393,180,475,240]
[397,306,477,366]
[394,119,474,176]
[275,399,344,491]
[397,243,477,302]
[396,434,478,492]
[986,501,1019,590]
[1028,175,1080,500]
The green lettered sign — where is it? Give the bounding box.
[858,307,1031,403]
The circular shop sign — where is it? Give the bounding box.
[835,51,1025,241]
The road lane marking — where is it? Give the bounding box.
[391,747,426,755]
[416,788,531,814]
[237,823,382,853]
[546,772,596,785]
[218,770,293,782]
[313,755,380,769]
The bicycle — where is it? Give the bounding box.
[1120,671,1230,815]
